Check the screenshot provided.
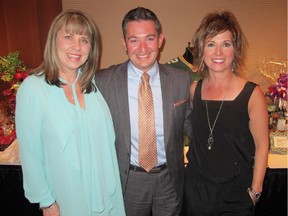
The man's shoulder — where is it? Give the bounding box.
[95,62,128,87]
[98,61,128,74]
[159,63,190,78]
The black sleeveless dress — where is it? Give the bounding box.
[186,79,257,183]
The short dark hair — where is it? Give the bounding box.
[122,7,162,38]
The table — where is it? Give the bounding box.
[0,164,42,216]
[1,166,285,216]
[254,152,287,216]
[0,148,287,216]
[255,168,287,216]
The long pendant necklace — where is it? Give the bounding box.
[205,100,224,150]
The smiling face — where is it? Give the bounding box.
[56,27,91,74]
[203,30,235,74]
[122,20,164,71]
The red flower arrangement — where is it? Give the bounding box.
[0,51,29,146]
[266,73,288,102]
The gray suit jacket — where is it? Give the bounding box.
[95,61,191,199]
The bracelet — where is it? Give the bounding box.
[41,201,56,210]
[247,187,261,202]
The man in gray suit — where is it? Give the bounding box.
[95,7,191,216]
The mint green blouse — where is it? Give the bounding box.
[16,73,125,216]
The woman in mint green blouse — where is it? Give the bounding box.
[16,10,125,216]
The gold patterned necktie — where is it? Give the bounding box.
[138,72,157,172]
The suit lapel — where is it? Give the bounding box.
[114,62,132,153]
[159,65,172,148]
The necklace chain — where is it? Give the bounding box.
[205,100,224,150]
[204,77,232,150]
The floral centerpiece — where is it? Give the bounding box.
[258,58,287,111]
[0,51,29,147]
[266,72,288,111]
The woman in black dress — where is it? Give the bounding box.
[183,11,269,216]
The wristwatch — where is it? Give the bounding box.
[247,187,261,202]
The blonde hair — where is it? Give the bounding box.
[31,9,100,93]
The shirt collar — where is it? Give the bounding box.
[128,61,159,82]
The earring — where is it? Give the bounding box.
[201,63,205,71]
[231,62,235,72]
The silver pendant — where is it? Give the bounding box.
[207,134,214,150]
